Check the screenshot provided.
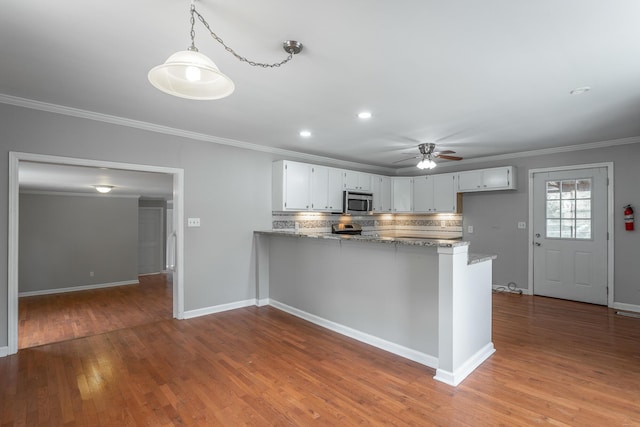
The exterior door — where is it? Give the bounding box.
[532,167,608,304]
[138,207,164,275]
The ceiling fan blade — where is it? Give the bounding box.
[393,156,420,164]
[435,154,463,161]
[433,150,455,155]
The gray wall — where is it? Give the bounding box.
[1,101,640,347]
[0,103,275,347]
[268,236,440,356]
[19,194,139,292]
[440,143,640,305]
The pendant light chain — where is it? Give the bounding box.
[190,6,294,68]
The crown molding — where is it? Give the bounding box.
[0,94,395,175]
[395,135,640,175]
[3,93,638,176]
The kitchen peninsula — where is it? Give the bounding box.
[253,231,496,386]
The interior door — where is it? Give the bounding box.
[138,207,164,275]
[532,167,608,304]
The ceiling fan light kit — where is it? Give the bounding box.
[394,142,463,169]
[148,1,302,100]
[416,157,437,170]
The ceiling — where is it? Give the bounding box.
[3,0,640,173]
[19,162,174,199]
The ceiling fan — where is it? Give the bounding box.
[394,143,463,169]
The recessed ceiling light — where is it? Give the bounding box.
[570,86,591,95]
[357,111,372,119]
[299,130,312,137]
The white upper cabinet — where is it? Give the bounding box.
[457,166,516,192]
[433,173,457,212]
[273,161,344,212]
[310,165,329,211]
[274,160,513,212]
[273,160,311,211]
[413,173,457,213]
[371,175,392,213]
[392,177,413,212]
[311,166,343,211]
[343,170,372,191]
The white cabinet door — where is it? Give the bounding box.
[483,168,511,189]
[310,166,329,211]
[380,176,392,212]
[284,161,311,210]
[392,177,413,212]
[457,170,484,192]
[311,166,343,212]
[371,175,392,212]
[413,175,436,212]
[272,160,311,211]
[327,167,344,211]
[433,173,457,212]
[344,170,372,191]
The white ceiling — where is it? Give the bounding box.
[19,162,174,199]
[3,0,640,173]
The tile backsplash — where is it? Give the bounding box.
[272,212,462,238]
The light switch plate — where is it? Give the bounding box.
[187,217,201,227]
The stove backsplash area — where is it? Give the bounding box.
[272,212,462,238]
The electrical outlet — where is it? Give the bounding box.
[467,225,474,234]
[518,222,526,229]
[187,217,201,227]
[89,271,94,277]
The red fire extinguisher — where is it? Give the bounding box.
[624,205,634,231]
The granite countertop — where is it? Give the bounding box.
[255,230,470,248]
[256,230,497,265]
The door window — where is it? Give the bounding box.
[545,179,592,239]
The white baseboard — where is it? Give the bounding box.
[183,299,256,319]
[269,300,439,369]
[18,279,139,297]
[434,342,496,386]
[256,298,270,307]
[612,302,640,313]
[0,346,9,357]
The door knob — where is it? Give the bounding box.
[535,233,541,238]
[534,242,541,246]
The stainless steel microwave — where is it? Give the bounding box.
[343,191,374,215]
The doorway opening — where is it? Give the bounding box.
[8,152,185,354]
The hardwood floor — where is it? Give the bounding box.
[2,292,640,425]
[18,274,172,349]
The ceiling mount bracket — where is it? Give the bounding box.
[283,40,303,55]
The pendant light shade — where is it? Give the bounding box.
[148,50,235,100]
